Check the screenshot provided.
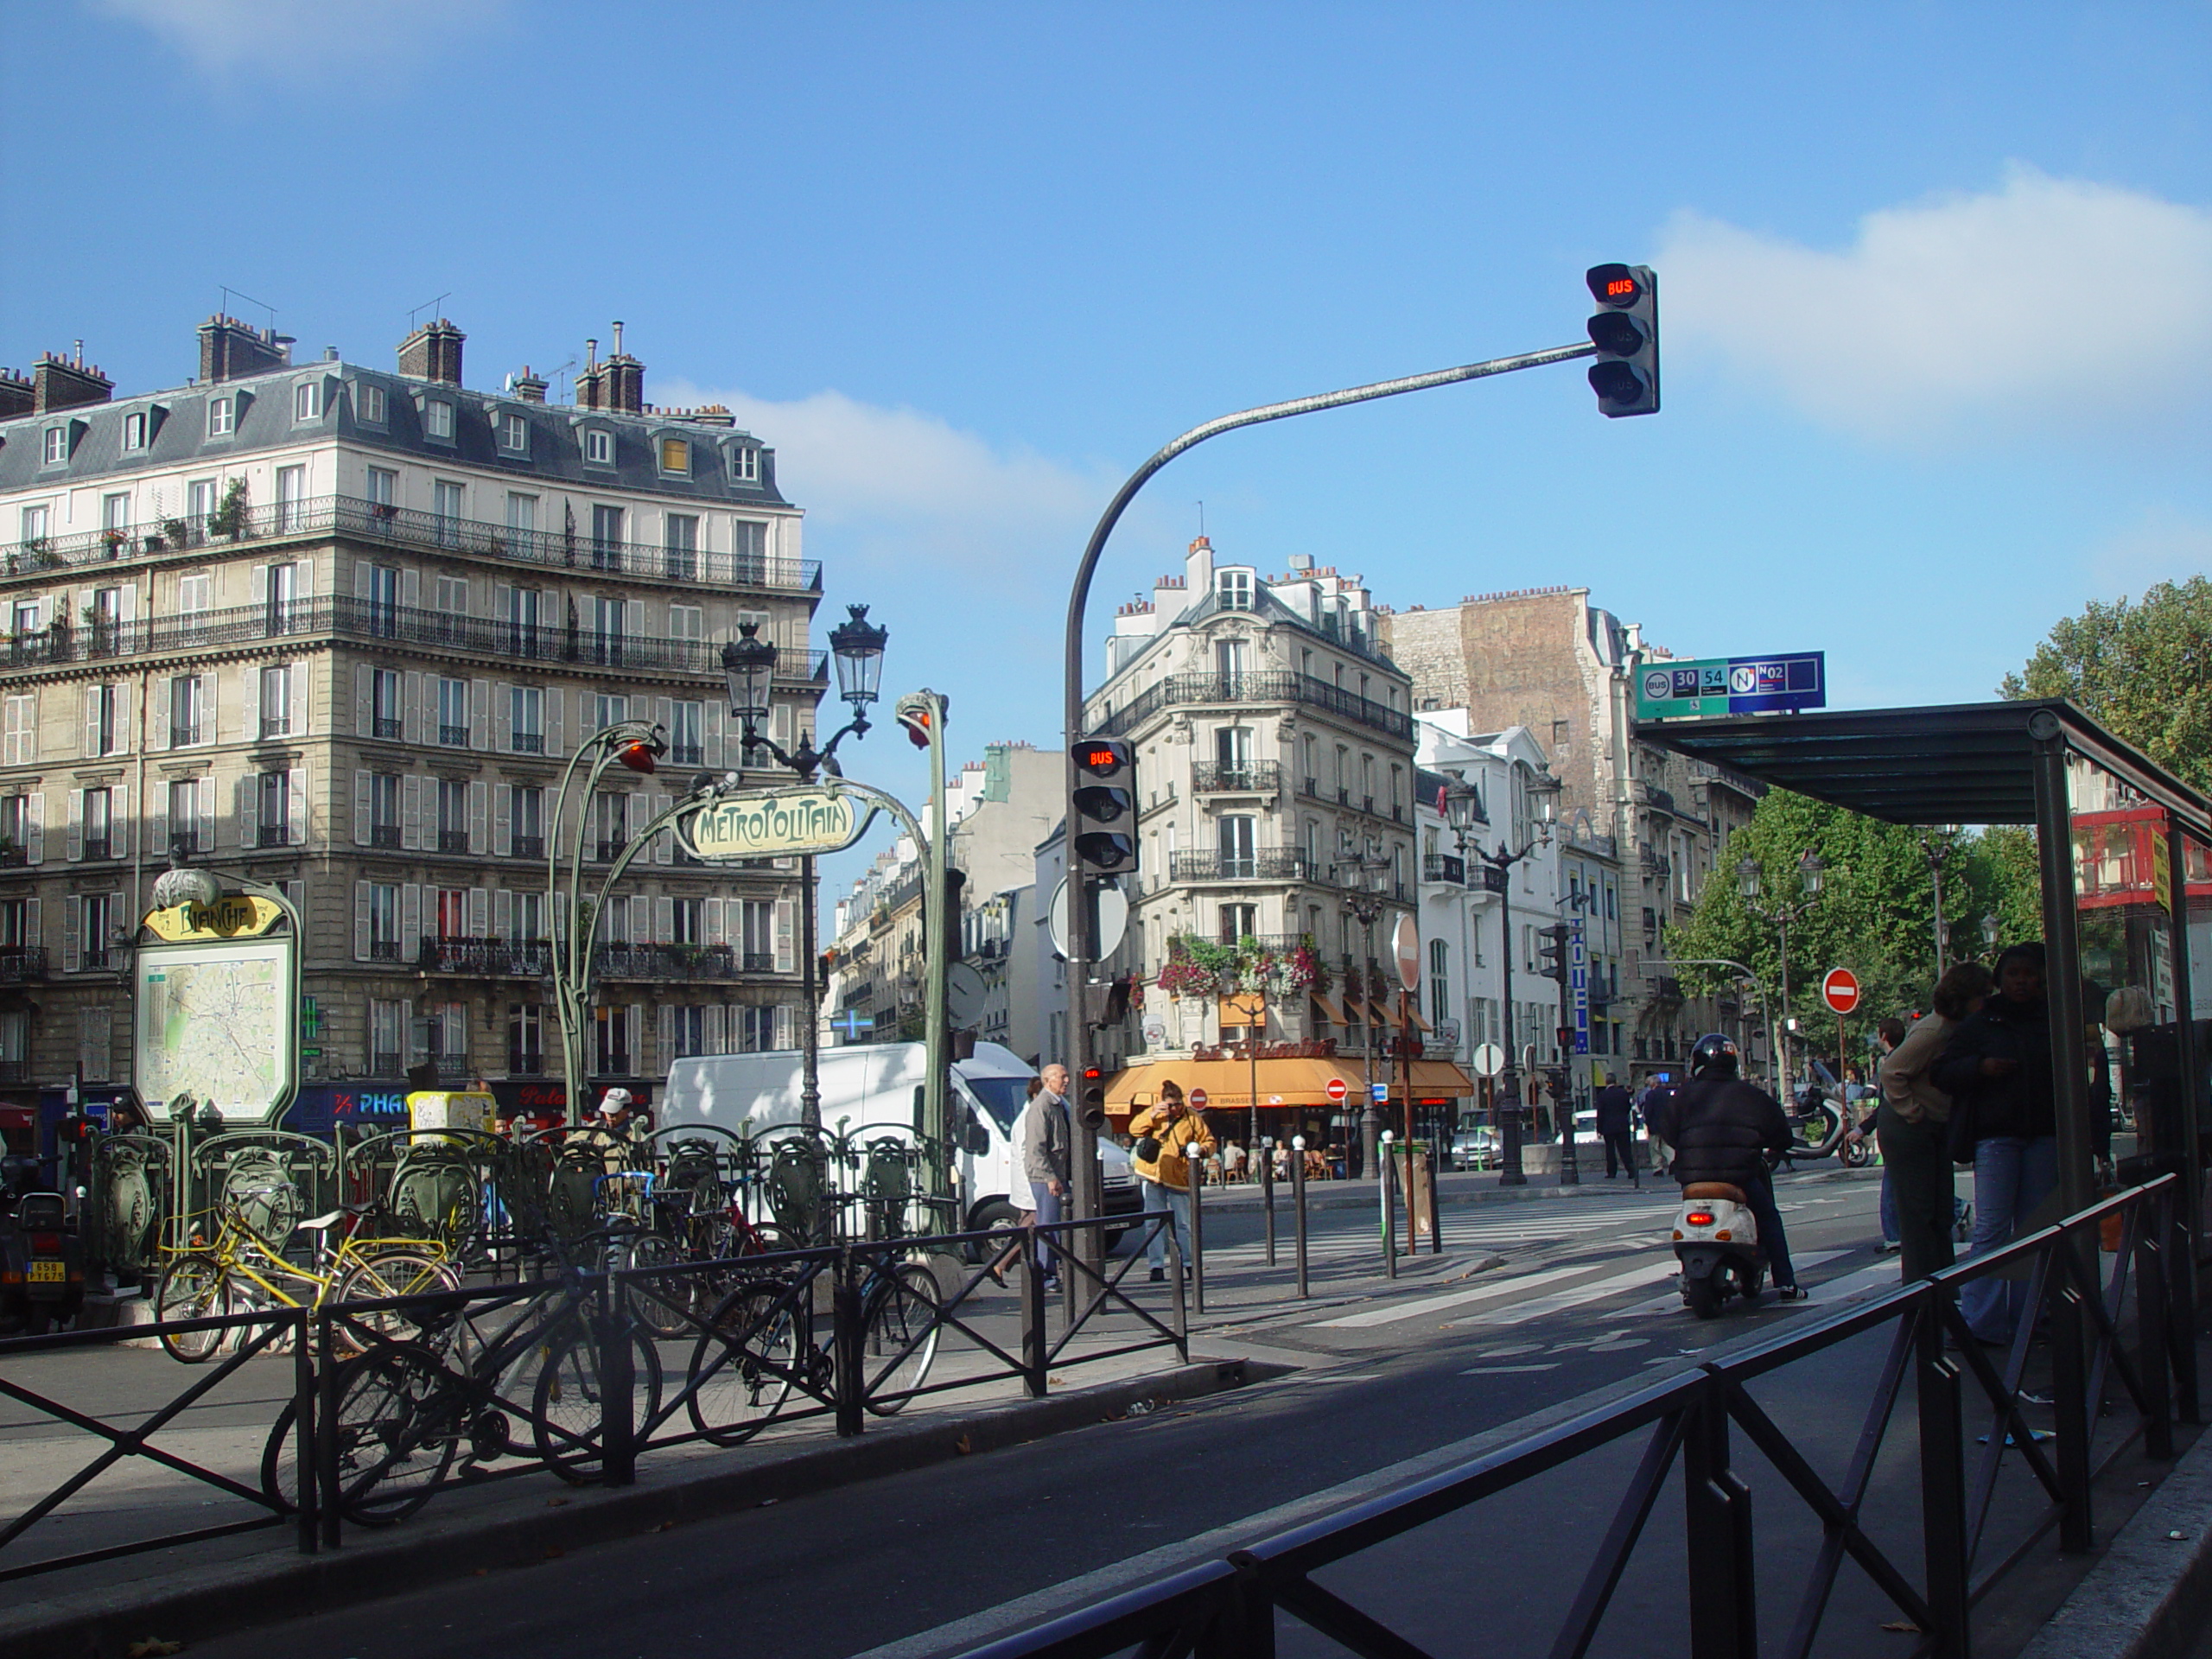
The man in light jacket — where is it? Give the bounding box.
[1022,1065,1071,1288]
[1127,1078,1217,1283]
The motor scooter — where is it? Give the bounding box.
[1,1155,86,1335]
[1672,1180,1765,1318]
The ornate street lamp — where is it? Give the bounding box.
[1469,764,1558,1187]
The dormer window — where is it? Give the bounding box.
[424,400,454,440]
[41,427,64,465]
[207,397,234,438]
[584,429,613,466]
[293,381,322,423]
[728,444,759,483]
[500,412,530,454]
[123,411,148,451]
[1217,570,1254,610]
[658,437,690,476]
[358,384,387,424]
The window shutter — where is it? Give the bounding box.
[630,1002,646,1072]
[401,774,422,849]
[81,685,99,759]
[658,1004,675,1065]
[703,702,723,768]
[626,600,645,640]
[119,585,137,627]
[470,679,491,751]
[774,1006,795,1050]
[400,883,421,960]
[774,899,795,973]
[494,582,512,631]
[27,792,42,865]
[703,897,725,947]
[149,789,167,862]
[547,685,563,755]
[401,568,421,611]
[117,680,133,756]
[66,790,82,861]
[114,784,130,858]
[250,563,269,607]
[295,664,309,737]
[493,784,512,856]
[354,770,371,846]
[355,664,372,736]
[404,672,423,745]
[24,898,39,958]
[61,894,79,974]
[21,691,35,765]
[494,683,512,752]
[200,674,216,746]
[468,780,488,854]
[771,700,792,751]
[704,1005,727,1054]
[196,778,214,853]
[355,559,372,600]
[241,662,260,736]
[468,887,488,938]
[655,697,671,738]
[652,792,672,864]
[655,895,675,944]
[287,766,306,846]
[494,888,512,941]
[294,558,313,601]
[233,776,251,850]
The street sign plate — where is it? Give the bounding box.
[1634,652,1826,721]
[1370,1083,1389,1103]
[1393,914,1421,994]
[1471,1043,1504,1077]
[1326,1078,1348,1103]
[1048,878,1129,962]
[1822,967,1862,1014]
[947,963,988,1025]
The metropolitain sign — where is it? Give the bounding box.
[677,789,865,862]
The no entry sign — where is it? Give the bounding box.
[1187,1087,1208,1109]
[1821,968,1861,1015]
[1326,1078,1348,1104]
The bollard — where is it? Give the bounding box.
[1189,1158,1205,1315]
[1379,1132,1397,1278]
[1261,1137,1276,1268]
[315,1308,341,1551]
[1292,1135,1310,1299]
[292,1306,318,1554]
[1018,1224,1047,1398]
[1167,1213,1189,1357]
[598,1268,637,1486]
[833,1255,866,1437]
[1428,1146,1443,1255]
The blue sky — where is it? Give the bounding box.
[5,3,2209,903]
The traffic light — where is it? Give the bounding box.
[1071,737,1138,874]
[898,699,938,751]
[1585,263,1659,417]
[1536,924,1570,982]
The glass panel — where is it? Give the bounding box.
[2066,754,2171,1185]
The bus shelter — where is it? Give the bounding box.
[1642,697,2212,1236]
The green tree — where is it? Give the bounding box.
[2003,575,2212,791]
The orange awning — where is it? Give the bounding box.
[1308,993,1349,1029]
[1103,1055,1476,1116]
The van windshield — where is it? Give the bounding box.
[964,1075,1032,1135]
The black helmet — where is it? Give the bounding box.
[1689,1033,1739,1079]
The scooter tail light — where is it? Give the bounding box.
[1714,1230,1732,1242]
[1685,1211,1714,1227]
[30,1232,62,1252]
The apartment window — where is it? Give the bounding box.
[669,701,703,766]
[593,691,626,729]
[257,771,290,846]
[659,437,690,475]
[187,479,216,525]
[731,520,767,565]
[13,601,39,638]
[670,1006,708,1060]
[512,785,544,858]
[368,999,404,1075]
[1214,635,1247,690]
[368,885,400,961]
[358,384,388,425]
[123,411,148,451]
[664,513,698,581]
[436,779,469,853]
[86,683,119,755]
[435,677,469,747]
[1218,903,1256,945]
[0,899,25,947]
[728,445,759,483]
[0,795,27,860]
[505,583,542,656]
[82,787,113,861]
[508,1004,543,1074]
[592,792,629,860]
[365,563,398,636]
[506,492,537,538]
[670,897,702,946]
[435,887,468,939]
[17,505,48,547]
[1217,815,1256,880]
[370,773,401,849]
[372,668,402,739]
[1430,939,1451,1030]
[433,480,462,546]
[424,400,454,440]
[175,575,213,622]
[434,575,467,615]
[668,603,702,642]
[80,893,114,969]
[584,429,613,466]
[500,412,529,454]
[259,664,291,738]
[365,467,397,510]
[293,381,321,422]
[741,900,774,971]
[207,397,234,438]
[1216,570,1253,610]
[168,778,202,856]
[42,426,65,465]
[168,676,205,747]
[509,686,544,753]
[594,1005,632,1075]
[590,505,624,569]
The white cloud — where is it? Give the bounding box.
[1656,169,2212,441]
[92,0,508,76]
[2088,506,2212,594]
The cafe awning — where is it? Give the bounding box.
[1103,1055,1476,1116]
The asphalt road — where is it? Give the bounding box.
[188,1172,1944,1659]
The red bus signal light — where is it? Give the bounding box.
[1584,263,1659,417]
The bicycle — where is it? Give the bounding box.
[153,1185,459,1364]
[260,1224,663,1525]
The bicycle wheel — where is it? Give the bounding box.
[685,1281,799,1446]
[332,1250,462,1355]
[155,1253,232,1363]
[264,1343,461,1524]
[861,1262,941,1416]
[531,1325,664,1484]
[623,1233,692,1340]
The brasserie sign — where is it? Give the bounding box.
[678,789,864,862]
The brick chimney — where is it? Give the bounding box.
[601,320,644,414]
[0,369,34,420]
[397,318,465,385]
[513,365,549,404]
[575,338,603,410]
[198,315,290,384]
[33,351,113,412]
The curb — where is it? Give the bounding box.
[1192,1160,1875,1217]
[0,1357,1275,1659]
[2018,1423,2212,1659]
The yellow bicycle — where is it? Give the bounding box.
[155,1186,460,1364]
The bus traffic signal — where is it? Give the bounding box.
[1585,263,1659,417]
[1071,737,1138,873]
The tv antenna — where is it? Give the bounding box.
[219,287,277,334]
[406,292,453,330]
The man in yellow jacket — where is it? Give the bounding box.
[1127,1078,1217,1283]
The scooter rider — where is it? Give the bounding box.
[1656,1034,1806,1302]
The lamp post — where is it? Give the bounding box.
[1982,912,2002,959]
[1462,766,1559,1186]
[1332,850,1394,1180]
[1922,827,1956,983]
[720,605,888,1135]
[1738,849,1824,1107]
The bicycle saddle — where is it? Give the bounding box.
[296,1203,372,1231]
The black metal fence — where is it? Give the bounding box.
[952,1176,2198,1659]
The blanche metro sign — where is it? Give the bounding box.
[677,788,866,862]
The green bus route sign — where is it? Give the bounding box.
[1634,652,1826,721]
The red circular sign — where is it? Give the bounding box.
[1821,968,1862,1014]
[1187,1087,1208,1109]
[1325,1078,1349,1104]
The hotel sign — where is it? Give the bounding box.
[678,789,865,862]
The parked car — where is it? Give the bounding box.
[1450,1127,1500,1169]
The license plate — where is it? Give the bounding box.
[28,1261,65,1282]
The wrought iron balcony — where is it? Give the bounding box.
[1090,671,1414,744]
[437,830,469,854]
[0,847,24,869]
[0,947,47,981]
[1191,760,1282,795]
[419,938,551,976]
[369,941,402,963]
[371,825,401,849]
[254,824,289,849]
[81,836,114,861]
[1166,849,1316,883]
[511,835,544,859]
[594,943,757,982]
[1422,853,1465,885]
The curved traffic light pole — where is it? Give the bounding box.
[1059,339,1599,1261]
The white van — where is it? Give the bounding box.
[658,1041,1141,1236]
